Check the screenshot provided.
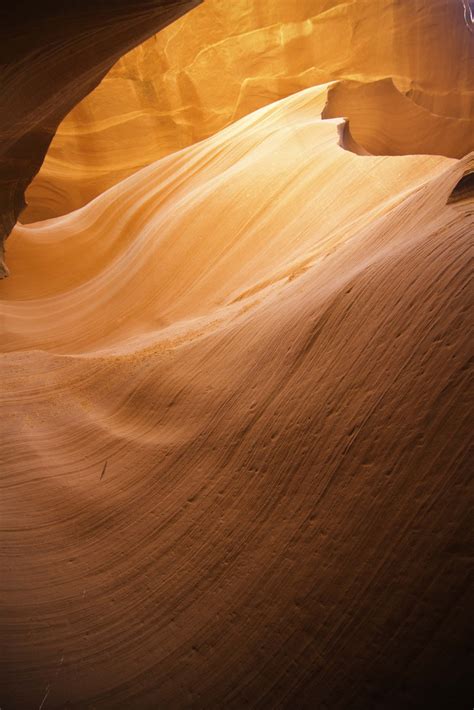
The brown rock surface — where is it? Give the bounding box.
[1,81,473,705]
[0,2,473,708]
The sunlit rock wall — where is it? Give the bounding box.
[0,1,202,273]
[23,0,474,222]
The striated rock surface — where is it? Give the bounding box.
[0,0,202,274]
[1,81,473,705]
[1,2,473,708]
[23,0,474,222]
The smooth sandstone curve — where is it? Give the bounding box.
[1,82,472,706]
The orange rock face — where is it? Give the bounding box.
[23,0,474,222]
[1,1,473,708]
[0,0,202,273]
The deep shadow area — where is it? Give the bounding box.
[448,169,474,203]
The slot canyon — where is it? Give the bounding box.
[1,1,473,708]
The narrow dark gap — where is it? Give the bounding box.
[448,170,474,203]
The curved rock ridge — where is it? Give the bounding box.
[23,0,474,222]
[0,0,202,275]
[462,0,474,33]
[1,81,472,706]
[0,84,460,353]
[322,79,474,159]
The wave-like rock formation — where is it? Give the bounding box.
[2,76,473,706]
[1,0,473,706]
[0,0,202,275]
[23,0,474,222]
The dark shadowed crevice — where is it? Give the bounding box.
[448,170,474,203]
